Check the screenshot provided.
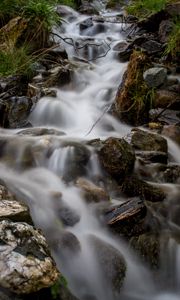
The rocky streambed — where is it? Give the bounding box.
[0,1,180,300]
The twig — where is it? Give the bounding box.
[85,103,112,136]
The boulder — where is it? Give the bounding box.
[76,178,109,203]
[129,128,168,153]
[112,51,151,125]
[104,198,147,237]
[143,67,167,88]
[98,137,135,182]
[88,235,126,293]
[0,220,59,294]
[121,175,166,202]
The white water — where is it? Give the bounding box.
[0,2,180,300]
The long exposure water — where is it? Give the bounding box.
[0,1,180,300]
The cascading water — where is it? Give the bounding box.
[0,1,180,300]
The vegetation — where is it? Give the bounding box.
[165,18,180,58]
[0,0,78,77]
[126,0,179,19]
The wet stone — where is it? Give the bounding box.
[76,178,110,203]
[121,175,166,202]
[17,127,65,136]
[98,137,135,182]
[79,18,93,31]
[104,198,147,236]
[88,235,126,293]
[135,151,168,164]
[129,128,168,153]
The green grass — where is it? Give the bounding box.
[0,46,35,77]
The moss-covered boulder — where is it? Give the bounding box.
[112,51,151,125]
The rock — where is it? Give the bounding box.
[58,142,91,182]
[104,198,147,237]
[79,18,93,31]
[0,184,16,200]
[113,41,132,62]
[5,96,33,128]
[56,204,80,227]
[161,125,180,146]
[158,20,174,43]
[121,175,166,202]
[76,178,109,203]
[130,233,161,269]
[0,200,31,223]
[129,128,168,153]
[143,67,167,88]
[135,151,168,164]
[112,51,151,125]
[88,235,126,293]
[17,127,65,136]
[0,220,59,294]
[98,137,135,182]
[154,90,180,109]
[44,66,71,87]
[141,40,163,55]
[137,10,169,32]
[49,231,81,257]
[150,108,180,125]
[160,164,180,184]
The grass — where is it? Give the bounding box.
[126,0,167,18]
[126,0,179,19]
[164,18,180,58]
[0,46,37,77]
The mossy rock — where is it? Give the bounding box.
[113,51,152,126]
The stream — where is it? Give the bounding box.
[0,1,180,300]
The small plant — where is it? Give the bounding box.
[0,46,34,77]
[51,275,68,299]
[164,18,180,58]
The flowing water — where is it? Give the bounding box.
[0,1,180,300]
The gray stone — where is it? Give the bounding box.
[143,67,167,88]
[141,40,162,54]
[0,220,59,294]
